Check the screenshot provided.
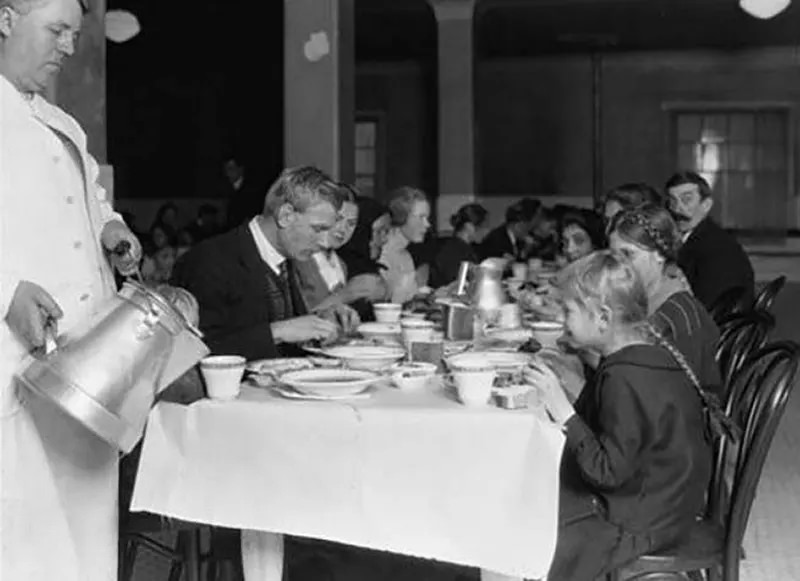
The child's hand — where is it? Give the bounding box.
[524,363,576,426]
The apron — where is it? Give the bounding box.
[1,76,120,581]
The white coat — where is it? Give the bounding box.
[0,74,120,581]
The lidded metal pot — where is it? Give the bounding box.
[17,281,208,453]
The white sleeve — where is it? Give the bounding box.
[85,151,123,228]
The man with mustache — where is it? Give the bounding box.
[665,171,754,312]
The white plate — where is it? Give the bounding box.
[357,322,402,336]
[247,357,313,375]
[319,345,406,371]
[280,368,382,397]
[485,328,534,343]
[446,350,533,371]
[272,384,373,401]
[443,341,472,357]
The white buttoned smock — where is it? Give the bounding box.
[1,74,121,581]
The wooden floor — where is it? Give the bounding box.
[131,283,800,581]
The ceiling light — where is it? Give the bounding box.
[105,10,140,43]
[740,0,791,19]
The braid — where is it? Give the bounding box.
[647,324,740,442]
[627,213,671,259]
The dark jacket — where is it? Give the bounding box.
[430,236,478,288]
[563,344,712,535]
[171,224,307,361]
[677,217,754,311]
[479,225,519,261]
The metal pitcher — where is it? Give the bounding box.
[455,258,508,315]
[17,282,209,453]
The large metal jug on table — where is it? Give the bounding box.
[454,258,508,315]
[17,281,209,453]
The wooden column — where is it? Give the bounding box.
[284,0,355,183]
[428,0,476,232]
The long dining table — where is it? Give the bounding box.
[130,376,565,580]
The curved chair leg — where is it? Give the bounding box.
[120,539,139,581]
[168,533,186,581]
[624,573,691,581]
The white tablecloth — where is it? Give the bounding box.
[131,381,565,579]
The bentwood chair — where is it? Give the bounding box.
[715,311,775,399]
[708,287,749,326]
[753,276,786,314]
[118,442,221,581]
[612,341,800,581]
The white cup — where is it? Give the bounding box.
[511,262,528,281]
[499,303,521,329]
[528,258,543,272]
[401,319,435,349]
[374,302,402,323]
[452,366,496,407]
[530,321,564,348]
[200,355,246,400]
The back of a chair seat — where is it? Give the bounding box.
[709,286,749,325]
[753,275,787,314]
[707,341,800,581]
[715,311,775,400]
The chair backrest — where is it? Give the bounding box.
[707,341,800,580]
[715,311,775,399]
[753,275,787,313]
[709,286,748,325]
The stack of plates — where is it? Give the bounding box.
[315,344,406,371]
[484,327,534,345]
[446,350,532,373]
[278,368,381,399]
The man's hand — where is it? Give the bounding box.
[271,315,339,345]
[317,304,361,335]
[5,281,63,351]
[343,274,387,302]
[101,220,143,276]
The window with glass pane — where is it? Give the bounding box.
[672,108,790,233]
[355,118,378,197]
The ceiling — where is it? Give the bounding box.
[106,0,800,67]
[355,0,800,59]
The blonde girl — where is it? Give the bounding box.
[525,250,733,581]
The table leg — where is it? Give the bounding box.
[480,570,524,581]
[185,529,201,581]
[241,530,284,581]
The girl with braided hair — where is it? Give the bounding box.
[524,250,720,581]
[608,203,722,396]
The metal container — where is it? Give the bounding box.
[17,282,208,453]
[441,300,475,341]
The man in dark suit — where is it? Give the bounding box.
[479,198,541,261]
[173,166,359,362]
[666,171,755,311]
[171,166,360,580]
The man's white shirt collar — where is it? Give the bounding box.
[313,251,346,291]
[248,217,285,275]
[506,227,517,248]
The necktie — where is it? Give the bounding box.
[278,261,295,316]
